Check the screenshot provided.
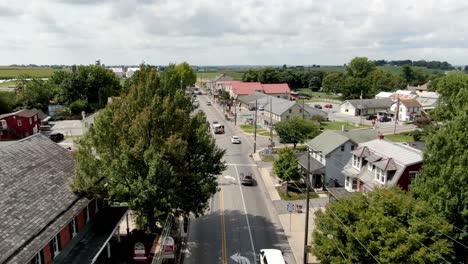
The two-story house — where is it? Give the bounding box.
[0,109,42,140]
[390,98,423,121]
[342,138,423,193]
[302,128,378,188]
[0,134,129,264]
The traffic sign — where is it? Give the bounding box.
[287,202,295,213]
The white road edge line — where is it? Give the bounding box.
[226,163,258,167]
[234,165,257,262]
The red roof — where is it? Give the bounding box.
[262,84,291,94]
[231,82,263,95]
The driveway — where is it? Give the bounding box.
[49,120,83,136]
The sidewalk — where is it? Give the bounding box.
[253,151,325,264]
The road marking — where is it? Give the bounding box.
[224,175,236,181]
[231,252,251,264]
[220,175,228,264]
[234,165,257,262]
[226,163,258,167]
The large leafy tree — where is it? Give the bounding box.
[366,69,406,96]
[345,57,376,79]
[313,188,454,264]
[273,147,302,186]
[72,63,225,230]
[275,117,320,149]
[15,78,54,112]
[412,72,468,262]
[322,72,345,94]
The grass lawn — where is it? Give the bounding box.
[296,89,343,101]
[240,124,268,134]
[320,121,370,130]
[0,67,63,79]
[0,81,17,88]
[276,187,308,200]
[385,133,414,142]
[260,154,275,162]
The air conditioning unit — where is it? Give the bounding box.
[0,120,7,130]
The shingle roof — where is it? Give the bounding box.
[0,134,87,263]
[306,129,378,155]
[238,92,267,104]
[0,109,39,119]
[341,98,394,109]
[399,98,423,108]
[261,83,291,94]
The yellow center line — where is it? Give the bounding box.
[220,175,228,264]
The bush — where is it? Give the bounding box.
[412,129,423,141]
[69,99,89,115]
[414,117,431,128]
[312,115,327,123]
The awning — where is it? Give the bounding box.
[373,158,398,171]
[296,153,325,175]
[54,207,129,264]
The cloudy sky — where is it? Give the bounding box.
[1,0,467,66]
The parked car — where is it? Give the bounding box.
[366,114,377,120]
[206,101,212,106]
[324,104,333,108]
[379,116,391,122]
[246,117,254,125]
[240,173,254,186]
[231,136,241,144]
[248,106,256,111]
[133,242,148,262]
[258,106,265,111]
[314,104,322,109]
[259,249,286,264]
[49,133,64,143]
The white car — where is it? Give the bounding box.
[258,106,265,111]
[206,101,212,106]
[259,249,285,264]
[231,136,241,144]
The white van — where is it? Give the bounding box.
[259,249,286,264]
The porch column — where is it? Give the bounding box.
[107,242,111,258]
[126,213,130,235]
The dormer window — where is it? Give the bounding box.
[375,167,386,184]
[352,155,361,169]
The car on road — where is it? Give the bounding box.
[231,136,241,144]
[259,249,286,264]
[49,133,64,143]
[258,106,265,111]
[240,173,254,186]
[366,114,377,120]
[379,116,391,122]
[324,104,333,108]
[206,101,212,106]
[314,104,322,109]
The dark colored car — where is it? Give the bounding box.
[314,104,322,109]
[240,173,254,186]
[49,133,64,143]
[366,114,376,120]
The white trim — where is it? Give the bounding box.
[52,235,60,257]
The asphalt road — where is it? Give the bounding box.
[183,94,294,264]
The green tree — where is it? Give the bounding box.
[15,78,53,112]
[400,64,415,85]
[313,188,454,264]
[345,57,376,78]
[275,117,320,149]
[342,77,371,99]
[242,69,259,82]
[273,147,302,191]
[0,92,16,114]
[72,63,226,231]
[366,69,406,96]
[308,76,322,91]
[175,62,197,89]
[322,72,345,94]
[429,72,468,122]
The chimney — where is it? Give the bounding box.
[377,133,384,140]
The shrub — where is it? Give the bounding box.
[312,115,327,123]
[414,117,431,128]
[69,99,89,115]
[412,129,423,141]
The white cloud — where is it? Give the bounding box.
[1,0,467,65]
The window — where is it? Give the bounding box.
[32,251,43,264]
[17,120,22,126]
[288,109,292,113]
[408,171,419,185]
[286,115,289,119]
[352,155,361,168]
[351,145,355,150]
[34,115,37,122]
[52,235,60,257]
[70,216,78,237]
[340,145,345,151]
[299,109,303,113]
[345,109,349,112]
[375,167,386,184]
[346,176,350,187]
[352,178,358,190]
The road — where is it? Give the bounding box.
[183,94,294,264]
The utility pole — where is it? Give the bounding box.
[269,96,273,146]
[359,90,363,126]
[234,96,238,126]
[304,148,311,264]
[253,100,258,153]
[393,94,400,134]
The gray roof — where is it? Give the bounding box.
[238,92,267,104]
[296,153,325,175]
[257,96,296,116]
[306,129,378,155]
[340,98,394,109]
[303,105,328,117]
[0,134,88,263]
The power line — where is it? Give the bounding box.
[321,222,349,263]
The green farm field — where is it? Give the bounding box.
[0,67,61,79]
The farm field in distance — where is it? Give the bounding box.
[0,66,63,79]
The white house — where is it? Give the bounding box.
[126,67,140,78]
[339,99,394,116]
[109,67,124,78]
[390,98,423,121]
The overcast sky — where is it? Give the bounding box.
[1,0,467,66]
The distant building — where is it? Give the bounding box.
[339,99,394,116]
[229,82,291,99]
[416,91,440,111]
[126,67,140,78]
[109,67,124,78]
[390,98,423,121]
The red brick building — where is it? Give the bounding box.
[0,109,42,140]
[0,134,129,264]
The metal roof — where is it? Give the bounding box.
[340,98,394,109]
[360,139,423,166]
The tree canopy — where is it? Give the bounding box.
[275,117,320,148]
[412,72,468,262]
[72,63,225,230]
[273,147,302,182]
[312,188,454,264]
